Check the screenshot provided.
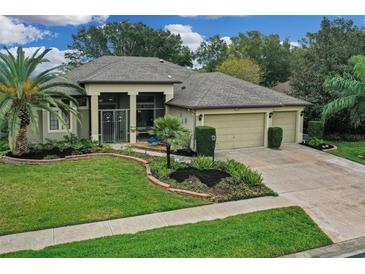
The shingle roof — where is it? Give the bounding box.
[63,56,310,108]
[166,72,310,109]
[66,56,191,84]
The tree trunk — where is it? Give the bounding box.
[15,108,30,155]
[166,144,171,168]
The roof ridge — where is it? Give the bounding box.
[79,58,121,82]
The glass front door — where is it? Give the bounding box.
[99,109,128,143]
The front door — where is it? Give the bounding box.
[99,109,128,143]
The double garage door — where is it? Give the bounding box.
[204,111,297,150]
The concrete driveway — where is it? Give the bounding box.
[216,144,365,243]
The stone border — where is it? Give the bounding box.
[0,153,210,199]
[322,145,337,153]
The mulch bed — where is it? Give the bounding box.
[302,142,336,151]
[169,168,230,187]
[7,148,81,159]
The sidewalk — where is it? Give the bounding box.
[0,196,291,255]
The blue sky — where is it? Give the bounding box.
[1,15,365,71]
[7,15,365,49]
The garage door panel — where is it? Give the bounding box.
[205,113,265,149]
[272,111,296,143]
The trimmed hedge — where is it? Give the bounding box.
[195,126,216,156]
[308,121,323,138]
[268,127,283,149]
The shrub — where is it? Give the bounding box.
[212,177,277,202]
[307,137,324,147]
[308,121,324,138]
[224,159,263,186]
[268,127,283,149]
[0,139,9,156]
[325,133,365,142]
[195,126,216,156]
[172,131,192,151]
[149,157,187,179]
[190,156,216,170]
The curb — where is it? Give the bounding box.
[0,153,210,199]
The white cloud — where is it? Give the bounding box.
[1,47,68,75]
[221,36,232,45]
[289,41,300,48]
[13,15,109,26]
[164,24,204,51]
[0,16,51,45]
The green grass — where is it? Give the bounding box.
[0,158,207,235]
[327,140,365,165]
[0,206,332,258]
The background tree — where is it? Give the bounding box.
[150,115,189,168]
[195,35,229,72]
[66,21,193,68]
[217,58,263,84]
[0,47,84,154]
[229,31,292,87]
[290,17,365,131]
[322,55,365,128]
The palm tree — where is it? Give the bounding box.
[322,55,365,128]
[150,115,189,168]
[0,47,84,154]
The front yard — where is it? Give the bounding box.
[0,157,206,235]
[327,140,365,165]
[1,206,332,258]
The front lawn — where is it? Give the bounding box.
[0,158,207,235]
[327,140,365,165]
[1,206,332,258]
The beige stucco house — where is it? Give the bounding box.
[32,56,310,150]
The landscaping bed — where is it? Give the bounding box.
[6,135,111,160]
[150,156,277,202]
[1,207,332,258]
[302,138,337,152]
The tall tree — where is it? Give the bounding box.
[217,58,263,84]
[195,35,229,72]
[322,55,365,128]
[229,31,292,87]
[0,47,84,154]
[291,17,365,127]
[66,21,193,68]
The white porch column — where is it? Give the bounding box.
[128,91,138,143]
[296,110,303,143]
[164,91,174,115]
[90,94,100,141]
[264,111,272,147]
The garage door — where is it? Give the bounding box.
[272,111,296,143]
[204,113,265,149]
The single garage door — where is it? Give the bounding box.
[204,113,265,149]
[272,111,296,143]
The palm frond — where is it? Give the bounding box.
[322,95,358,123]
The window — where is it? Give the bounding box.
[48,107,71,132]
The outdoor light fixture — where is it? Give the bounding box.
[269,112,273,118]
[300,111,304,116]
[198,114,203,121]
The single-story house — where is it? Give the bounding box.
[31,56,310,150]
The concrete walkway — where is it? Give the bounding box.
[0,196,291,255]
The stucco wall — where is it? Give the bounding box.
[168,106,196,149]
